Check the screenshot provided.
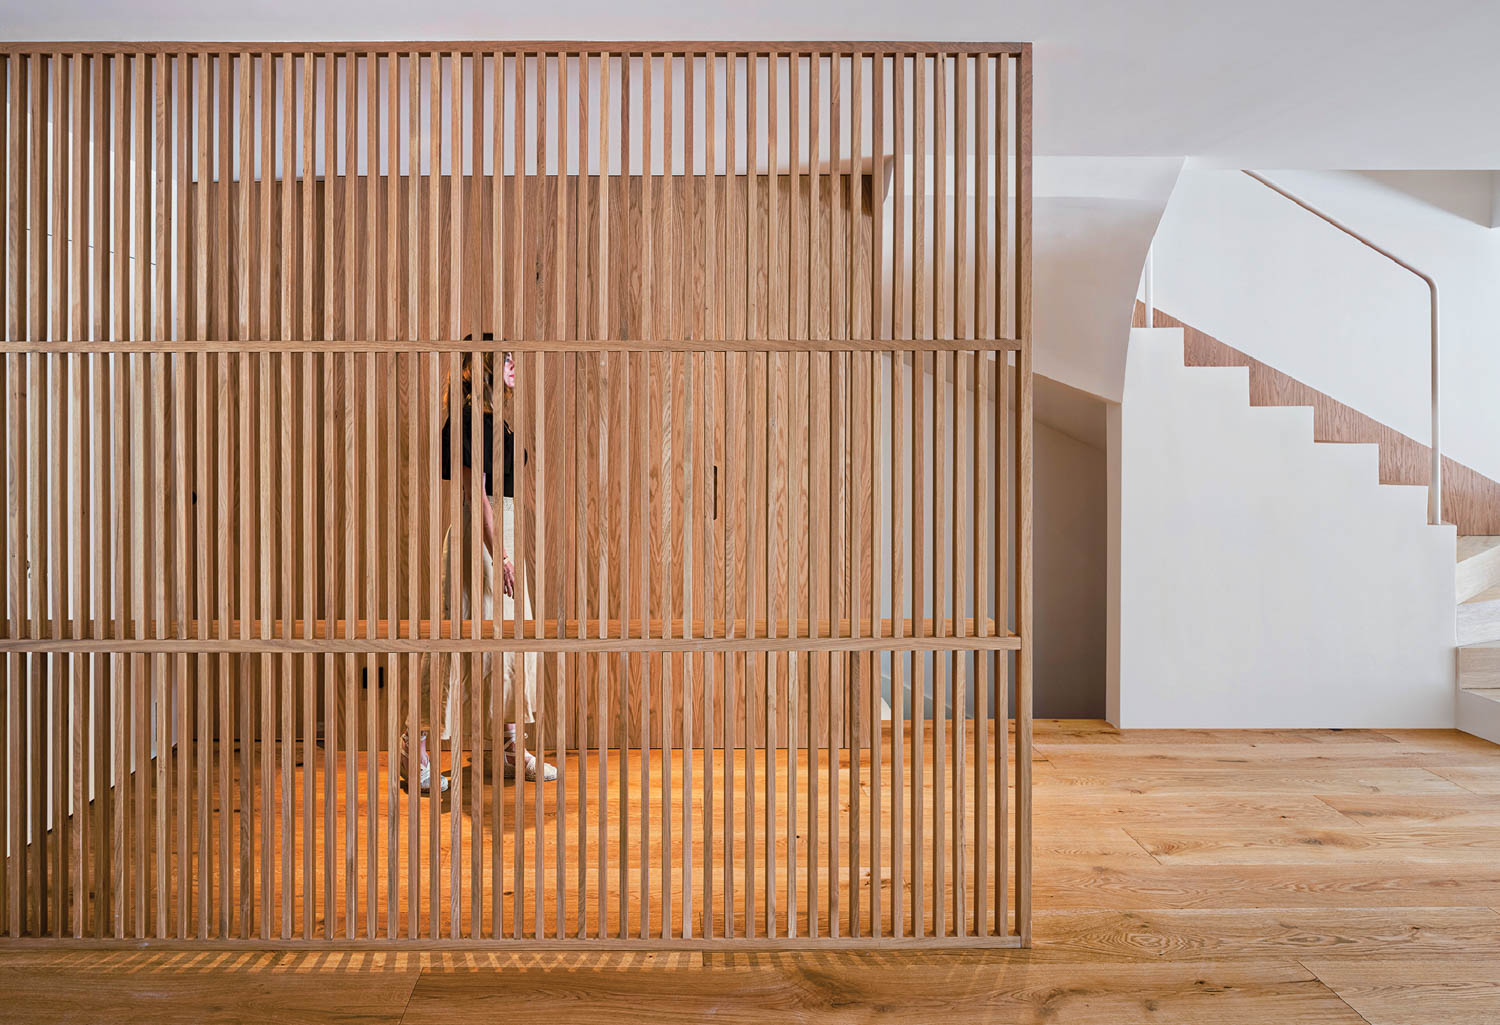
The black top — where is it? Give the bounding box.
[439,409,524,498]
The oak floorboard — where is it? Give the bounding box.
[1303,957,1500,1025]
[1130,826,1500,864]
[1430,766,1500,795]
[1033,721,1395,746]
[1036,744,1499,770]
[1035,764,1465,796]
[401,953,1368,1024]
[1036,861,1500,910]
[1315,793,1500,828]
[0,954,419,1025]
[1374,730,1500,753]
[1035,906,1500,961]
[1038,793,1357,830]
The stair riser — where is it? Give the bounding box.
[1459,646,1500,691]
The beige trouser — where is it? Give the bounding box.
[411,494,538,745]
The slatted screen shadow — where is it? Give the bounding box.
[0,42,1033,947]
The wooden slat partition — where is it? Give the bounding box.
[0,43,1031,948]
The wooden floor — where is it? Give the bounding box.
[5,720,1500,1024]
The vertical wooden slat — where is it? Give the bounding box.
[932,59,951,941]
[680,60,696,931]
[633,52,653,943]
[489,50,505,940]
[84,55,107,940]
[952,55,970,940]
[467,64,486,945]
[827,51,844,940]
[404,52,421,942]
[147,53,169,941]
[593,52,609,942]
[447,49,465,944]
[720,51,735,939]
[165,53,188,940]
[973,51,991,940]
[661,56,676,943]
[531,66,549,944]
[571,50,591,935]
[423,49,442,942]
[851,51,869,940]
[317,55,337,942]
[510,49,527,941]
[554,50,570,941]
[1015,46,1033,948]
[61,54,84,941]
[615,54,631,942]
[698,51,716,941]
[869,54,885,941]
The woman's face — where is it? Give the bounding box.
[502,353,516,389]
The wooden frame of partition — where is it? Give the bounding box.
[0,41,1032,948]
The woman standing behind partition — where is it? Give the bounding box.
[404,339,558,795]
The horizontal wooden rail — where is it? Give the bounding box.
[0,41,1030,57]
[0,338,1023,355]
[0,635,1020,656]
[0,935,1026,952]
[3,616,1010,642]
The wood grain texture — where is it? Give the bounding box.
[1141,304,1500,534]
[1303,958,1500,1025]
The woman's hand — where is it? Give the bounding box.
[502,557,515,597]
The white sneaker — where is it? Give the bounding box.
[399,731,451,794]
[504,748,559,782]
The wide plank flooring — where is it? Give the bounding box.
[4,720,1499,1024]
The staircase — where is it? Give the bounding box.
[1137,306,1500,738]
[1457,537,1500,742]
[1117,326,1456,728]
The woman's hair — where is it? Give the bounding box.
[443,333,506,420]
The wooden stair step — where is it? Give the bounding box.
[1459,643,1500,691]
[1457,536,1500,603]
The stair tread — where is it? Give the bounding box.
[1458,536,1500,564]
[1465,689,1500,703]
[1463,584,1500,606]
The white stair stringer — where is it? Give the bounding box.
[1457,683,1500,746]
[1116,328,1457,729]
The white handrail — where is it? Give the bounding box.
[1242,170,1442,526]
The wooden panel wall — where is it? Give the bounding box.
[0,43,1033,948]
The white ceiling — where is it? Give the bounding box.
[4,0,1499,166]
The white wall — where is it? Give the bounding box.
[1034,156,1181,401]
[1112,328,1456,729]
[1154,166,1500,483]
[1034,418,1106,717]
